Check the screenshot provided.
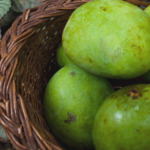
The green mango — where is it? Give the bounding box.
[44,64,114,150]
[63,0,150,79]
[56,44,72,67]
[141,6,150,81]
[144,5,150,16]
[93,84,150,150]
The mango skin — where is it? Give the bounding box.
[56,44,72,67]
[141,7,150,81]
[63,0,150,79]
[44,64,114,150]
[93,84,150,150]
[144,5,150,16]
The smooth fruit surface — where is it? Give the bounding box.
[63,0,150,79]
[93,84,150,150]
[44,64,114,150]
[144,5,150,16]
[56,44,72,67]
[141,6,150,80]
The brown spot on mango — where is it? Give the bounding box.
[64,112,76,124]
[136,129,140,132]
[104,119,107,124]
[127,89,142,100]
[131,44,136,48]
[87,57,93,63]
[71,72,75,76]
[100,6,107,11]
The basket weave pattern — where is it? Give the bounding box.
[0,0,150,149]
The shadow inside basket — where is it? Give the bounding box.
[13,13,73,149]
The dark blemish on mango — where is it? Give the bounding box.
[127,89,142,100]
[64,112,76,124]
[71,72,75,76]
[138,46,142,52]
[104,119,107,124]
[136,129,140,132]
[131,44,136,48]
[124,108,127,111]
[131,45,142,53]
[131,44,141,49]
[100,6,107,11]
[87,57,93,63]
[116,103,120,109]
[110,94,120,101]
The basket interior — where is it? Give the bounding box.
[13,12,73,147]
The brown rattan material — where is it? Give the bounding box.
[0,0,150,149]
[126,0,150,7]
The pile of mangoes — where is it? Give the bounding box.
[44,1,150,150]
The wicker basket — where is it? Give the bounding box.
[0,0,150,149]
